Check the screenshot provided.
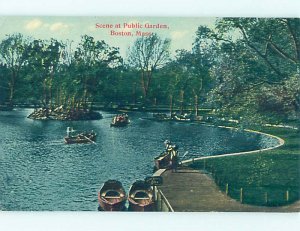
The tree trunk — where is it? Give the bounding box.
[141,71,146,97]
[83,77,88,109]
[132,82,137,104]
[169,95,173,117]
[141,70,153,104]
[195,94,199,116]
[180,90,184,115]
[8,72,16,107]
[49,77,53,110]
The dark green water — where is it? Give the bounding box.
[0,109,279,211]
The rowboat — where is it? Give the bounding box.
[98,180,127,211]
[128,180,154,211]
[152,113,171,121]
[110,114,130,127]
[172,114,191,122]
[154,140,179,170]
[154,151,172,170]
[64,131,96,144]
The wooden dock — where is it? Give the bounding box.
[157,168,300,212]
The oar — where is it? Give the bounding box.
[179,151,189,165]
[181,151,189,159]
[83,135,96,145]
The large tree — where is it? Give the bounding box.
[72,35,122,109]
[0,33,28,107]
[207,18,300,125]
[215,18,300,84]
[127,34,171,103]
[25,38,64,108]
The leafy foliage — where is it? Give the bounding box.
[0,18,299,127]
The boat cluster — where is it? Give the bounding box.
[62,113,184,212]
[64,114,130,144]
[152,112,203,122]
[98,179,155,212]
[63,111,204,144]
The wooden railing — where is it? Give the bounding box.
[153,186,174,212]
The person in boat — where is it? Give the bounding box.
[66,127,73,138]
[117,114,121,122]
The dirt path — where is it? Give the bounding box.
[158,168,300,212]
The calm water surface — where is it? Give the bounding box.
[0,109,279,211]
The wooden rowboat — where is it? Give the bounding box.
[172,114,191,122]
[128,180,154,211]
[153,113,171,121]
[98,180,127,211]
[154,142,179,170]
[110,114,130,127]
[154,151,172,170]
[64,131,96,144]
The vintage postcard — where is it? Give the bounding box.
[0,15,299,215]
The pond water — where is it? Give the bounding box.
[0,109,279,211]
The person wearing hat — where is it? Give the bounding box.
[164,140,172,152]
[164,140,178,172]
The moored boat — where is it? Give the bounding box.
[154,140,179,170]
[64,128,96,144]
[98,180,127,211]
[128,180,154,211]
[154,151,172,170]
[153,113,171,121]
[172,113,191,122]
[110,114,130,127]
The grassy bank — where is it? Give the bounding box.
[188,126,300,206]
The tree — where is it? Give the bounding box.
[0,33,28,107]
[206,18,300,125]
[25,38,64,109]
[0,63,9,104]
[72,35,122,109]
[127,34,171,103]
[215,18,299,84]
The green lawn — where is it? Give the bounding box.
[188,127,300,206]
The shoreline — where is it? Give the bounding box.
[181,126,285,164]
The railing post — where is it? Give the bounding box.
[153,186,157,211]
[155,189,158,211]
[286,190,289,202]
[240,188,243,203]
[265,192,268,204]
[157,190,161,211]
[160,192,163,211]
[225,183,229,195]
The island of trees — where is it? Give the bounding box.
[0,18,299,127]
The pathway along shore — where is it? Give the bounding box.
[157,168,300,212]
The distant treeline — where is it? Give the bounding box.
[0,18,299,126]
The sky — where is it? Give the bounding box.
[0,16,216,58]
